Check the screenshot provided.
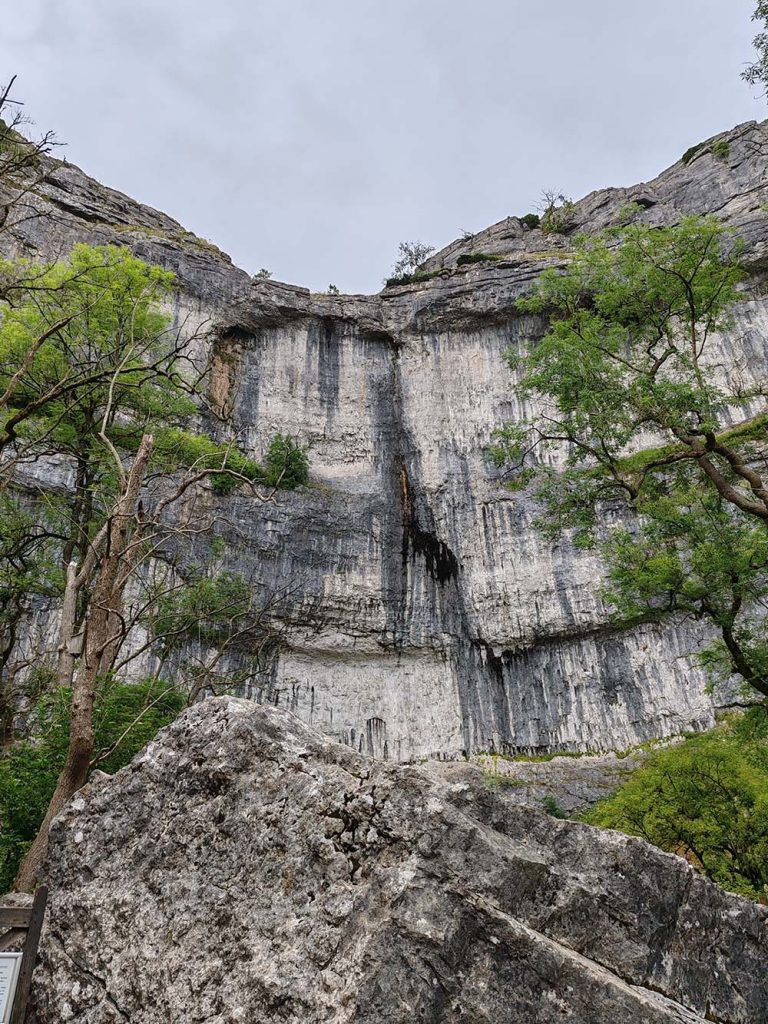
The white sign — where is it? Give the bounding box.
[0,953,22,1023]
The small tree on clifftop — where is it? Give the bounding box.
[391,240,435,277]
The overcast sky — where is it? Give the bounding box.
[1,0,764,293]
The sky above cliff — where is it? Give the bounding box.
[1,0,764,293]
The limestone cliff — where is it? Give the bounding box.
[31,699,768,1023]
[7,120,768,760]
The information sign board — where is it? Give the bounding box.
[0,954,22,1024]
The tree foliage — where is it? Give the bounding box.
[0,85,311,890]
[743,1,768,96]
[539,190,576,235]
[0,238,309,889]
[390,240,435,280]
[602,485,768,697]
[262,433,310,489]
[490,216,768,699]
[585,709,768,901]
[0,680,185,892]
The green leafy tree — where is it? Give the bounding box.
[539,190,576,235]
[490,216,768,699]
[0,244,200,561]
[0,93,310,888]
[388,240,435,284]
[584,709,768,901]
[0,243,276,891]
[743,2,768,97]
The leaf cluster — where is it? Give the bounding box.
[391,240,436,278]
[743,1,768,94]
[603,483,768,696]
[585,709,768,901]
[153,570,256,653]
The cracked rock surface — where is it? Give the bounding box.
[32,699,768,1023]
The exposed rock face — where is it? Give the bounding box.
[6,120,768,760]
[33,699,768,1023]
[467,750,644,815]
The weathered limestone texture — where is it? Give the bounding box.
[6,120,768,759]
[33,699,768,1023]
[467,750,645,815]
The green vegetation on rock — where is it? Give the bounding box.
[520,213,541,230]
[681,142,706,165]
[585,710,768,901]
[456,252,500,267]
[0,680,186,892]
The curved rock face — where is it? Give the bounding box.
[33,699,768,1023]
[7,120,768,759]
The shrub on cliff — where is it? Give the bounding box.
[585,710,768,901]
[390,240,435,278]
[456,253,500,267]
[539,190,576,235]
[520,213,541,230]
[262,433,310,489]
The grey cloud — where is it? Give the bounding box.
[0,0,763,292]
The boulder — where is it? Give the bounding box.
[32,698,768,1023]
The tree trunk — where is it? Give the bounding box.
[14,434,154,892]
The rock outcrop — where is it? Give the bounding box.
[468,750,644,815]
[32,699,768,1023]
[6,120,768,760]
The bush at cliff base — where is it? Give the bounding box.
[584,707,768,902]
[0,680,185,892]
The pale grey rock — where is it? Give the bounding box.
[4,120,768,760]
[31,699,768,1023]
[423,121,768,274]
[462,745,643,815]
[466,750,644,815]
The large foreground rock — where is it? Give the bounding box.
[34,699,768,1023]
